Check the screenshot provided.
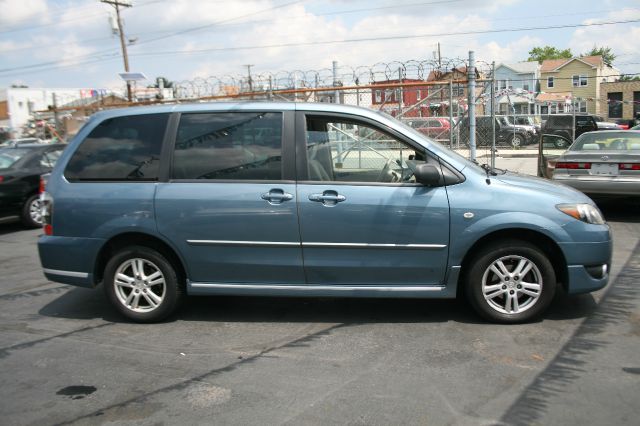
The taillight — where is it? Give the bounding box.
[619,163,640,170]
[39,174,49,194]
[0,176,3,183]
[555,162,591,169]
[41,190,54,235]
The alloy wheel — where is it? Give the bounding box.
[113,258,166,313]
[481,255,543,315]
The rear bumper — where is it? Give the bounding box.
[38,235,104,288]
[553,176,640,196]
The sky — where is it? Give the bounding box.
[1,0,640,90]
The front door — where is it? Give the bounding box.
[296,113,450,286]
[155,111,305,285]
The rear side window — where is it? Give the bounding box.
[65,114,168,181]
[172,112,282,180]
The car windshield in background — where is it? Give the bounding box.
[0,148,30,168]
[570,132,640,151]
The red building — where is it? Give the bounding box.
[371,78,431,117]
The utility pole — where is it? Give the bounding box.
[244,64,254,98]
[101,0,133,101]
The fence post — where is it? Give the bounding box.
[397,67,403,116]
[468,51,476,161]
[448,80,453,149]
[491,61,496,168]
[333,60,340,104]
[52,93,60,139]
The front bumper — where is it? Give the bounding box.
[558,240,612,294]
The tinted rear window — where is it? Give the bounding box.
[0,148,31,168]
[172,112,282,180]
[65,114,168,181]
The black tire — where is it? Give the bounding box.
[509,134,524,148]
[103,245,183,323]
[465,239,556,324]
[21,194,42,228]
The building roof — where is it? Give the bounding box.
[541,56,604,72]
[536,91,572,102]
[496,61,539,74]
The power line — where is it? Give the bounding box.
[131,18,640,58]
[2,17,640,77]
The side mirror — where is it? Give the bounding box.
[414,163,442,186]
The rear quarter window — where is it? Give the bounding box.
[64,114,168,181]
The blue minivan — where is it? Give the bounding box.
[38,103,612,323]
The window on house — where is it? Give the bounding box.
[384,90,394,102]
[523,83,529,91]
[547,77,554,88]
[374,90,382,103]
[608,92,623,118]
[572,75,588,87]
[634,91,640,118]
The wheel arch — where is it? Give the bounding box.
[93,232,188,288]
[457,228,568,296]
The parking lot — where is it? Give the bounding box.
[0,198,638,426]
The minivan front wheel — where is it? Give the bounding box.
[21,194,43,228]
[103,246,182,322]
[465,240,556,323]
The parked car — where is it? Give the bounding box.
[506,115,540,133]
[459,116,536,147]
[0,143,66,227]
[1,138,44,147]
[541,114,604,147]
[538,131,640,196]
[593,115,622,130]
[405,117,451,142]
[38,103,611,324]
[614,119,633,130]
[631,124,640,131]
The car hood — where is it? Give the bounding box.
[495,171,591,202]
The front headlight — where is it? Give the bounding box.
[557,203,605,224]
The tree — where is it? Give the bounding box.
[619,75,640,81]
[527,46,573,63]
[583,45,616,67]
[147,76,174,89]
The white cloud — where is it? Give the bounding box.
[0,0,48,26]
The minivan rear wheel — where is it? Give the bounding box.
[465,240,556,323]
[103,246,182,322]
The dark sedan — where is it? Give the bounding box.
[540,131,640,196]
[0,143,66,227]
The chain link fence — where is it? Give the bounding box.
[42,55,547,164]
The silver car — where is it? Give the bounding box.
[541,131,640,196]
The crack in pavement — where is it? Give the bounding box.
[53,322,354,426]
[0,323,115,359]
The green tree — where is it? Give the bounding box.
[527,46,573,63]
[619,75,640,81]
[583,45,616,67]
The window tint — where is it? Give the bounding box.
[65,114,168,181]
[305,116,426,183]
[40,149,63,168]
[172,112,282,180]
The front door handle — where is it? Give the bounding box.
[309,190,346,206]
[261,189,293,205]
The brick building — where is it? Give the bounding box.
[600,80,640,121]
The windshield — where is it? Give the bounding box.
[570,132,640,151]
[0,148,30,168]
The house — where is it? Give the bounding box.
[493,61,540,114]
[370,78,431,117]
[537,56,618,115]
[599,80,640,122]
[0,87,111,136]
[426,66,483,117]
